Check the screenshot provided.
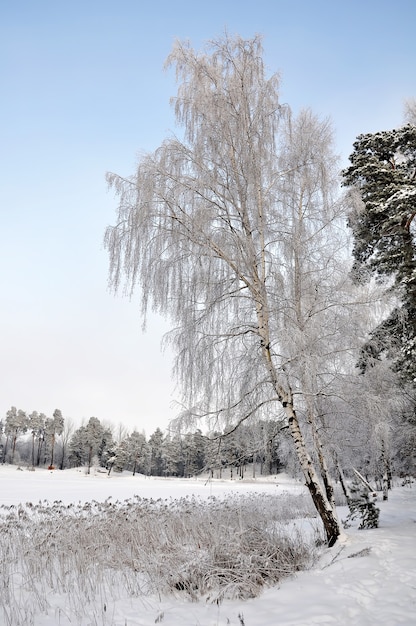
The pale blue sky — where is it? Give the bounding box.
[1,0,415,433]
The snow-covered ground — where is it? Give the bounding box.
[1,465,415,625]
[0,464,291,506]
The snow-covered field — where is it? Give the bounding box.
[1,465,415,625]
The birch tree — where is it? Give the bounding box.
[105,34,349,545]
[59,416,75,470]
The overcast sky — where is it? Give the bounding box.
[1,0,415,434]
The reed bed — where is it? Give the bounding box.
[0,491,321,625]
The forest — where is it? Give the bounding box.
[0,409,285,477]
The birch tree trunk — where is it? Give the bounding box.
[333,450,352,504]
[286,404,340,546]
[259,338,340,545]
[380,436,391,501]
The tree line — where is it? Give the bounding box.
[0,409,287,477]
[2,383,414,493]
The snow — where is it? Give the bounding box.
[0,465,289,506]
[1,465,415,625]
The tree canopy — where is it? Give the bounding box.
[342,124,416,382]
[104,33,356,545]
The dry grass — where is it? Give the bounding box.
[0,491,322,625]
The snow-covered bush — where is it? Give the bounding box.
[343,478,380,529]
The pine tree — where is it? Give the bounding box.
[107,439,129,474]
[125,430,147,476]
[84,417,107,473]
[68,426,86,467]
[45,408,64,468]
[342,124,416,382]
[163,434,183,476]
[68,418,112,473]
[343,476,380,530]
[148,428,165,476]
[5,407,28,464]
[28,411,45,467]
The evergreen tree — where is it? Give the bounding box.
[96,425,114,468]
[0,419,4,463]
[343,476,380,530]
[28,411,45,467]
[84,417,107,473]
[394,399,416,478]
[342,124,416,382]
[180,430,206,477]
[5,407,28,464]
[36,413,47,465]
[148,428,165,476]
[190,429,206,474]
[125,430,147,475]
[163,434,183,476]
[107,438,129,473]
[45,408,64,468]
[68,417,112,472]
[68,425,86,467]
